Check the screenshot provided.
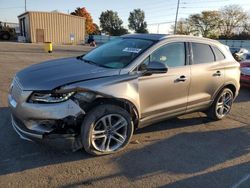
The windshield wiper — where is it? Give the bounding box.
[82,59,98,66]
[81,58,110,69]
[78,57,98,66]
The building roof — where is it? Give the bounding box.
[18,11,85,20]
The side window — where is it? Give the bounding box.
[192,43,215,64]
[138,57,150,71]
[150,42,186,68]
[211,46,225,61]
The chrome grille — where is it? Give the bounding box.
[11,78,23,102]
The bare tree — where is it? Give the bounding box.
[188,11,222,38]
[242,13,250,33]
[220,5,248,37]
[173,18,195,35]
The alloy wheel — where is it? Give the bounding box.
[91,114,128,152]
[216,90,233,118]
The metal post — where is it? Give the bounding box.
[25,0,27,12]
[174,0,180,34]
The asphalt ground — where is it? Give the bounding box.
[0,42,249,188]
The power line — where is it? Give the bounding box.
[89,5,178,15]
[180,3,250,9]
[182,0,229,3]
[148,21,175,25]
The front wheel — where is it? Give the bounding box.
[207,88,234,120]
[81,104,134,155]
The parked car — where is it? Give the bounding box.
[230,47,248,61]
[0,21,14,40]
[8,34,240,155]
[240,53,250,87]
[241,52,250,61]
[229,47,240,54]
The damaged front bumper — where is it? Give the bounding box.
[8,92,85,141]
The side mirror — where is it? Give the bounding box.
[146,61,168,74]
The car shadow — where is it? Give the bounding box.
[116,126,250,177]
[229,88,250,124]
[135,112,211,135]
[61,123,250,187]
[1,105,249,186]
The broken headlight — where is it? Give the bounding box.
[29,92,75,103]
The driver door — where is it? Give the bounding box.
[138,42,191,124]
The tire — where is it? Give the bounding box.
[206,88,234,120]
[1,32,10,40]
[81,104,134,155]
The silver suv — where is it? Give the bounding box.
[8,34,240,155]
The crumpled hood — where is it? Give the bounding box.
[16,57,120,91]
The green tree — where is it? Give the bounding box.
[99,10,128,36]
[128,9,148,33]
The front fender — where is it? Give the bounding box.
[57,74,141,118]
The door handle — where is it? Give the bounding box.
[213,71,221,77]
[175,75,187,82]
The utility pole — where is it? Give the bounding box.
[25,0,27,12]
[174,0,180,34]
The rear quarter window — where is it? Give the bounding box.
[192,43,215,64]
[211,46,225,61]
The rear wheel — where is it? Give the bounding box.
[1,32,10,40]
[81,104,134,155]
[207,88,234,120]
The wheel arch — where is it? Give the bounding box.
[224,84,237,98]
[213,82,238,102]
[83,97,140,129]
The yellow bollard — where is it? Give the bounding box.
[44,42,52,53]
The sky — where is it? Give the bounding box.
[0,0,250,34]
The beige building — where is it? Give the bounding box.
[18,11,86,44]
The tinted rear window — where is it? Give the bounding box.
[192,43,215,64]
[212,46,225,61]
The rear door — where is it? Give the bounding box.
[187,42,225,111]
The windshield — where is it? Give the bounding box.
[82,38,154,69]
